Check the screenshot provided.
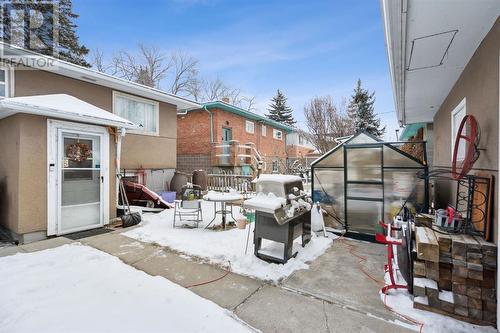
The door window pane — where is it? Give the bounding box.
[347,184,383,199]
[346,199,383,235]
[346,147,382,182]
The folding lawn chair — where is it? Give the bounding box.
[173,184,203,228]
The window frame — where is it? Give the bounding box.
[245,120,255,134]
[0,66,13,98]
[261,124,267,137]
[273,129,283,140]
[272,160,279,172]
[112,91,160,136]
[451,98,466,162]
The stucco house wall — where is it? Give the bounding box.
[432,18,499,240]
[15,69,178,169]
[0,68,178,240]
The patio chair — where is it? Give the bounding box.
[173,184,203,228]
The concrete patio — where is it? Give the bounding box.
[1,228,413,332]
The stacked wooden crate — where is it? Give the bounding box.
[412,226,497,325]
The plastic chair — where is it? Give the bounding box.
[173,184,203,228]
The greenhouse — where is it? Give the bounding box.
[311,132,428,240]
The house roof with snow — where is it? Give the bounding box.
[202,100,294,132]
[0,94,138,129]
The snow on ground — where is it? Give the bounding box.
[381,270,496,333]
[0,244,252,333]
[124,201,332,282]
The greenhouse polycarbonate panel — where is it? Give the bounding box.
[346,147,382,182]
[384,169,426,220]
[346,199,383,235]
[347,183,383,199]
[383,145,424,168]
[315,146,343,167]
[312,168,345,222]
[346,132,379,145]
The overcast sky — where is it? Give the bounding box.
[74,0,400,140]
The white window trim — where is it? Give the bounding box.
[451,98,466,162]
[112,91,160,136]
[261,125,267,136]
[273,129,283,140]
[0,65,14,98]
[245,120,255,134]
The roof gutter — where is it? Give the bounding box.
[380,0,407,125]
[177,105,201,116]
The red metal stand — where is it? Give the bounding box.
[376,221,407,294]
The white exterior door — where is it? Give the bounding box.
[48,120,109,236]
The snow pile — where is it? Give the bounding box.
[243,192,286,211]
[0,244,251,333]
[204,190,243,202]
[382,271,496,333]
[124,201,332,282]
[253,174,302,183]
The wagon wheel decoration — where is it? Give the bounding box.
[66,142,92,162]
[451,115,480,180]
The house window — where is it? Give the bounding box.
[451,98,466,162]
[261,125,267,136]
[273,129,283,140]
[272,160,279,172]
[113,92,159,135]
[245,120,255,134]
[0,67,11,98]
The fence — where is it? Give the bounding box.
[207,172,254,192]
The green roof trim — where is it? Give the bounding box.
[400,122,426,141]
[200,101,294,132]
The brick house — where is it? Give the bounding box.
[177,100,293,175]
[285,131,319,172]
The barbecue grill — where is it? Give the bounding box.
[243,175,312,264]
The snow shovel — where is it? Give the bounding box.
[119,176,142,227]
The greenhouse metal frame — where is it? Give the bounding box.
[311,132,429,240]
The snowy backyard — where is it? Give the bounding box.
[0,244,252,332]
[124,201,332,282]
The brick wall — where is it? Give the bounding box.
[177,154,211,174]
[213,108,287,159]
[286,144,315,159]
[177,108,289,173]
[177,111,211,155]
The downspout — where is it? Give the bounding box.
[115,127,126,207]
[203,106,214,143]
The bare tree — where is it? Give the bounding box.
[168,51,199,95]
[90,48,112,73]
[186,77,256,110]
[90,44,256,110]
[108,44,171,88]
[303,96,354,154]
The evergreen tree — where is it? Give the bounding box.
[57,0,90,67]
[266,89,296,126]
[347,79,385,137]
[1,0,90,67]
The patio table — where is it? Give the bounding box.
[203,191,243,230]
